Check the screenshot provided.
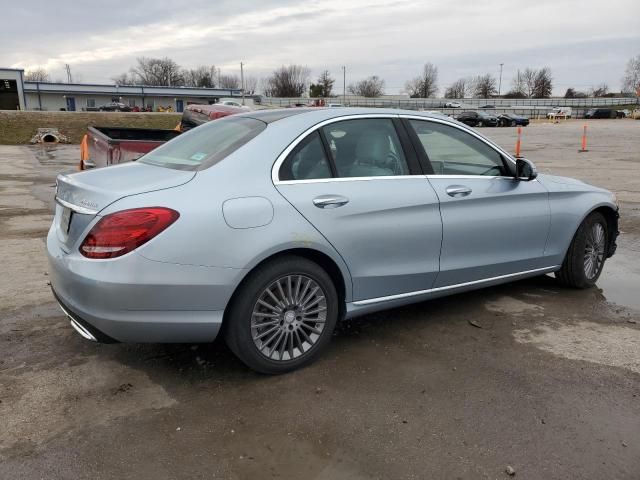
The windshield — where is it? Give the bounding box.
[140,116,266,171]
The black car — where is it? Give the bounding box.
[98,102,132,112]
[584,108,616,119]
[455,111,499,127]
[497,113,530,127]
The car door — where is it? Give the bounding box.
[405,117,551,287]
[275,116,442,302]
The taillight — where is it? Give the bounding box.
[80,207,179,259]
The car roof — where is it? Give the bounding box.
[240,107,455,124]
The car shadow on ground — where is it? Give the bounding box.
[94,273,615,386]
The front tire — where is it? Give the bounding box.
[556,212,608,288]
[224,256,339,374]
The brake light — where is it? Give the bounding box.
[80,207,179,259]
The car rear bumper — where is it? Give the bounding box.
[47,226,243,343]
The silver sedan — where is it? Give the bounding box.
[47,108,619,373]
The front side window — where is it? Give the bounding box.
[322,119,409,178]
[141,116,266,170]
[279,131,332,181]
[409,120,508,176]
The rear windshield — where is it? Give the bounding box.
[140,116,266,170]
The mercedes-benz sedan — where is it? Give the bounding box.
[48,108,619,373]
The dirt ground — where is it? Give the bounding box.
[0,119,639,479]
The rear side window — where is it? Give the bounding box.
[279,131,332,181]
[141,116,266,170]
[322,119,409,177]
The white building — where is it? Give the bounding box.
[0,67,248,112]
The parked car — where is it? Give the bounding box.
[479,104,495,109]
[497,113,530,127]
[444,101,462,108]
[617,109,631,118]
[327,103,344,108]
[179,103,245,131]
[98,102,132,112]
[49,108,619,373]
[584,108,617,119]
[456,111,498,127]
[218,100,251,111]
[547,107,572,119]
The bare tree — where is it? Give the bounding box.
[472,74,497,98]
[182,65,218,88]
[264,65,310,97]
[128,57,184,86]
[590,83,609,97]
[532,67,553,98]
[507,70,526,97]
[444,78,468,99]
[218,74,240,89]
[112,72,138,86]
[244,76,258,95]
[621,54,640,94]
[405,63,438,98]
[348,75,385,97]
[521,68,537,98]
[25,68,50,82]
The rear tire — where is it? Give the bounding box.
[556,212,608,288]
[224,256,339,374]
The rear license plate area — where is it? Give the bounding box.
[60,207,72,234]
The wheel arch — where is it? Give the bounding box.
[565,203,619,259]
[589,205,619,257]
[222,247,350,330]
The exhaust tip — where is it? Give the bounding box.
[69,318,98,342]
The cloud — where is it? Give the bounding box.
[3,0,639,93]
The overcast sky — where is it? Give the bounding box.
[3,0,639,95]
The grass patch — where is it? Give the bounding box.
[0,111,182,144]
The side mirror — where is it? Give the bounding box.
[515,158,538,181]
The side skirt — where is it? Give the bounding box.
[344,265,560,319]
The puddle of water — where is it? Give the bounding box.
[29,144,79,167]
[596,248,640,311]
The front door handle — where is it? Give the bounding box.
[446,185,472,197]
[313,194,349,209]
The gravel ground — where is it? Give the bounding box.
[0,119,639,479]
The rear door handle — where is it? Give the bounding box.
[446,185,472,197]
[313,194,349,209]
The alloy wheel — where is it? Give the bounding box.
[251,275,327,361]
[584,222,605,279]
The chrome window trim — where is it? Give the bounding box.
[55,196,98,215]
[271,113,518,185]
[353,265,559,306]
[277,174,419,185]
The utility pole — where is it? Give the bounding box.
[498,63,504,96]
[342,66,346,105]
[65,64,73,83]
[240,62,245,105]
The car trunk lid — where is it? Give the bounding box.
[54,162,195,252]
